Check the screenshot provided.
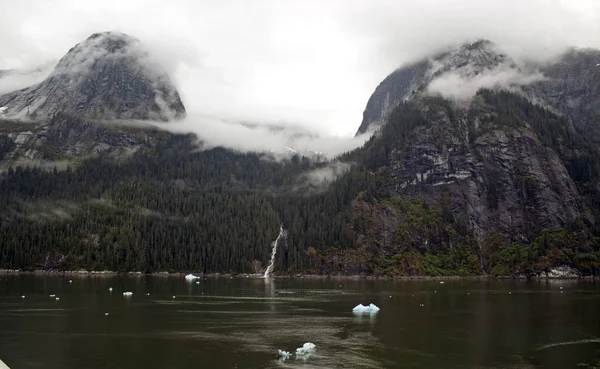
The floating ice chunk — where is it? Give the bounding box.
[353,304,367,312]
[49,294,56,297]
[195,281,200,284]
[295,342,316,356]
[21,295,25,299]
[109,287,113,292]
[104,313,109,316]
[123,292,133,297]
[277,350,291,360]
[55,297,60,301]
[352,303,380,313]
[0,358,11,369]
[440,281,445,284]
[69,280,72,283]
[145,293,150,296]
[172,296,176,299]
[185,274,200,281]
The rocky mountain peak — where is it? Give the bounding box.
[355,39,516,135]
[0,31,186,122]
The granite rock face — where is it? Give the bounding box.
[382,98,589,244]
[0,32,186,122]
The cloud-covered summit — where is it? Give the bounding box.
[0,31,186,121]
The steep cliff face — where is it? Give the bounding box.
[383,94,588,243]
[349,90,597,275]
[0,114,164,166]
[0,32,186,122]
[526,49,600,142]
[0,32,186,168]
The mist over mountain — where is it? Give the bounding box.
[0,32,186,122]
[356,40,600,140]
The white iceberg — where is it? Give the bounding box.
[185,274,200,281]
[296,342,316,356]
[0,358,11,369]
[123,292,133,297]
[277,350,291,360]
[352,303,380,313]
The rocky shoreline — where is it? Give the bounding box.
[0,268,596,280]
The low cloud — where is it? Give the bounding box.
[427,67,546,101]
[293,161,352,194]
[0,65,53,95]
[158,114,371,159]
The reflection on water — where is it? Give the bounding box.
[0,276,599,369]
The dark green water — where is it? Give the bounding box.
[0,276,599,369]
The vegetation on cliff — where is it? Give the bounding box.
[1,90,599,276]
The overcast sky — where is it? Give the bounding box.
[1,0,599,137]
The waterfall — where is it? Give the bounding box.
[263,225,286,278]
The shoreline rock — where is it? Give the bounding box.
[0,269,595,280]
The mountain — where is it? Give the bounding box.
[356,40,600,143]
[356,40,515,135]
[0,36,599,277]
[0,32,185,121]
[525,49,600,143]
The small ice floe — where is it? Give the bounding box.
[104,313,109,316]
[560,287,563,290]
[352,303,380,313]
[1,358,11,369]
[195,281,200,284]
[145,293,150,296]
[49,294,56,298]
[109,287,113,292]
[172,296,176,299]
[420,304,425,307]
[295,342,316,357]
[277,350,291,360]
[21,295,25,299]
[55,297,60,301]
[69,280,72,283]
[440,281,445,284]
[0,106,7,114]
[123,292,133,297]
[185,274,200,281]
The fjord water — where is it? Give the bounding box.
[0,276,599,369]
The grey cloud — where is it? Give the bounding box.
[0,65,53,95]
[159,114,370,159]
[292,161,353,194]
[0,0,599,151]
[427,67,546,101]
